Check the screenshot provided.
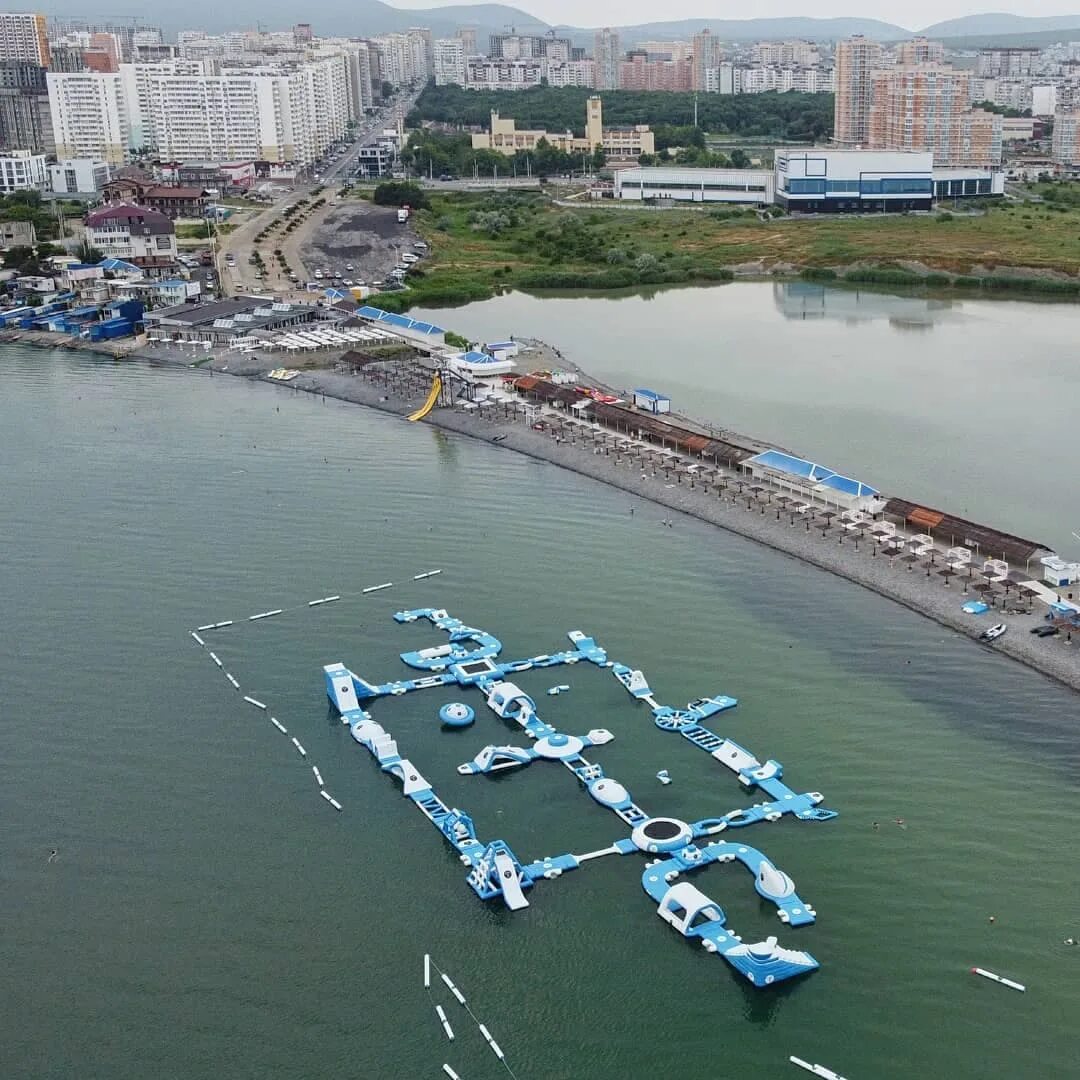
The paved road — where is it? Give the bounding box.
[215,91,422,299]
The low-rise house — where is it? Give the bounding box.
[101,177,208,219]
[84,203,178,275]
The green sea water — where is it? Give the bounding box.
[3,345,1078,1080]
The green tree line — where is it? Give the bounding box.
[408,85,834,141]
[401,131,605,179]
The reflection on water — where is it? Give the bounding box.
[772,281,958,327]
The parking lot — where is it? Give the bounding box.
[299,201,427,292]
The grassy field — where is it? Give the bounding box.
[371,190,1080,310]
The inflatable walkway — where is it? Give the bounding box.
[407,373,442,421]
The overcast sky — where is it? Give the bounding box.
[386,1,1078,32]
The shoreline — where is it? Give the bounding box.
[8,330,1079,696]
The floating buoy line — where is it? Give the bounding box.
[424,953,520,1080]
[190,569,445,636]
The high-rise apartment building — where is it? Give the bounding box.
[752,40,820,67]
[594,28,620,91]
[47,70,128,163]
[975,47,1039,78]
[894,37,944,66]
[372,29,433,87]
[0,12,49,66]
[48,56,352,166]
[1052,108,1080,164]
[433,38,466,86]
[636,41,693,63]
[869,65,1001,166]
[0,61,51,152]
[691,28,720,92]
[834,36,883,146]
[618,52,691,92]
[456,28,477,55]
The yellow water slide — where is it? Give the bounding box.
[407,373,442,422]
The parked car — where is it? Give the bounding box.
[401,253,419,264]
[314,269,323,279]
[345,263,355,271]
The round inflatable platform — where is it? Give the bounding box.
[439,702,475,728]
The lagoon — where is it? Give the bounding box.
[416,281,1080,557]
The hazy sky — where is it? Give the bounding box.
[386,0,1079,32]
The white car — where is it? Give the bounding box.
[401,253,419,264]
[314,270,323,279]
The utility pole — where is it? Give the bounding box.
[694,92,699,128]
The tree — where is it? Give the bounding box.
[380,81,394,100]
[729,148,751,169]
[2,245,34,269]
[372,181,430,209]
[76,239,104,264]
[591,145,607,170]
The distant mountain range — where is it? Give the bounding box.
[34,2,1080,47]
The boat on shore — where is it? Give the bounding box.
[980,623,1008,642]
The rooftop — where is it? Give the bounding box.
[747,449,880,498]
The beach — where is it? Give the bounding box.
[126,335,1080,697]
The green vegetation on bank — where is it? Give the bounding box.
[367,191,1080,312]
[408,85,834,143]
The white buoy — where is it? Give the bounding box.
[790,1057,847,1080]
[478,1024,492,1042]
[249,609,283,621]
[190,631,205,646]
[488,1041,504,1061]
[413,569,443,580]
[442,1066,460,1080]
[209,652,223,667]
[212,621,233,629]
[362,582,393,593]
[320,790,334,805]
[197,624,215,632]
[226,673,240,689]
[328,796,342,811]
[435,1005,454,1041]
[243,696,267,710]
[312,765,324,786]
[972,967,1026,992]
[270,717,287,733]
[441,972,466,1005]
[308,595,341,606]
[291,737,306,757]
[424,954,431,988]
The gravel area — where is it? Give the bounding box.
[299,202,421,286]
[130,341,1080,696]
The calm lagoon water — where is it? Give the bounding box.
[416,282,1080,558]
[3,341,1079,1080]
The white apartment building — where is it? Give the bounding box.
[84,203,177,269]
[0,12,49,65]
[372,29,433,88]
[545,59,596,88]
[47,71,130,164]
[737,65,835,94]
[465,57,543,90]
[0,148,46,192]
[433,38,466,86]
[48,57,351,167]
[752,40,821,67]
[48,157,112,195]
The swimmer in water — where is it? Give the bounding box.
[1065,938,1077,946]
[895,818,906,828]
[872,822,879,831]
[48,849,58,863]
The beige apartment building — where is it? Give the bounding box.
[834,36,883,146]
[472,95,654,160]
[868,65,1002,166]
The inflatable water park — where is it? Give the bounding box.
[324,608,838,988]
